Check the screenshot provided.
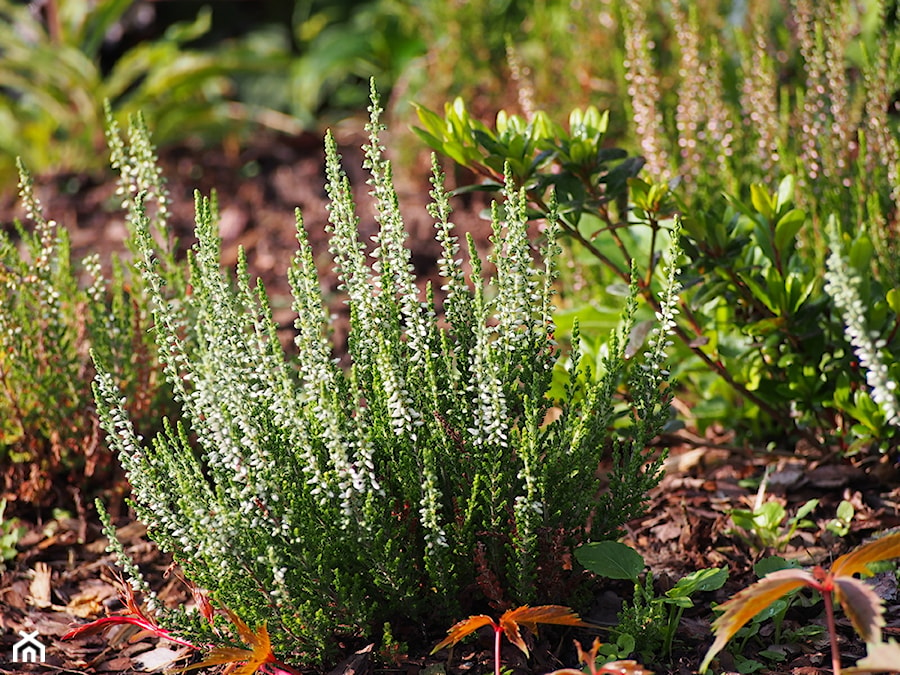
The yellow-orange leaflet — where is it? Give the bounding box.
[432,605,591,656]
[700,532,900,673]
[175,608,276,675]
[831,531,900,579]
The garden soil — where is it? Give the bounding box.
[1,129,900,675]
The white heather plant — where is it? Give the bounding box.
[92,85,680,664]
[824,216,900,431]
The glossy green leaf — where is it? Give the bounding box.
[414,104,450,140]
[886,288,900,315]
[775,175,795,212]
[753,556,800,577]
[849,235,874,272]
[836,500,855,522]
[575,541,644,581]
[794,498,819,521]
[667,567,728,598]
[742,274,779,314]
[750,184,775,221]
[756,501,787,530]
[773,208,805,261]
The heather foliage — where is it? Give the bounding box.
[91,86,679,663]
[0,148,172,506]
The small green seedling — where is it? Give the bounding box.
[575,540,727,661]
[700,532,900,674]
[594,633,636,663]
[827,500,856,538]
[729,497,819,552]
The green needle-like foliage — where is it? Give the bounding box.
[1,152,171,505]
[92,84,679,664]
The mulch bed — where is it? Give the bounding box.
[1,129,899,675]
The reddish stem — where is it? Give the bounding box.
[823,589,841,675]
[494,625,502,675]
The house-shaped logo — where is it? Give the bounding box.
[12,630,46,663]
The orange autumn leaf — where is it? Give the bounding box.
[551,663,650,675]
[595,662,651,675]
[499,605,592,655]
[432,605,591,656]
[175,608,276,675]
[62,569,195,649]
[548,639,653,675]
[700,532,900,673]
[831,531,900,579]
[833,576,885,644]
[575,637,605,668]
[502,605,593,632]
[699,569,814,673]
[431,614,495,653]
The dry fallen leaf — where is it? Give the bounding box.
[29,562,52,609]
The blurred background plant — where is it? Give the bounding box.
[0,0,427,185]
[0,115,181,513]
[0,0,626,186]
[235,0,424,129]
[0,0,252,184]
[414,0,900,458]
[0,497,27,570]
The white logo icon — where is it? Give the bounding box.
[12,630,46,663]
